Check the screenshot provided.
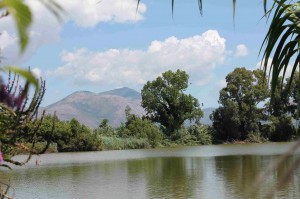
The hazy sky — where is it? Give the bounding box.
[0,0,270,107]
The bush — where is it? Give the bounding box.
[168,125,212,146]
[188,124,213,145]
[122,113,163,147]
[245,132,267,143]
[101,136,151,150]
[261,116,295,142]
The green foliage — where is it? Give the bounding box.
[141,69,203,137]
[261,116,295,142]
[188,124,212,145]
[0,0,63,53]
[123,114,163,148]
[164,125,212,146]
[211,100,241,142]
[0,72,51,168]
[285,71,300,124]
[261,0,300,96]
[101,136,150,150]
[40,116,103,152]
[211,68,269,142]
[0,0,31,52]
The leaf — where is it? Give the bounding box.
[198,0,203,15]
[233,0,236,22]
[172,0,174,16]
[260,0,300,96]
[0,0,32,53]
[3,66,38,88]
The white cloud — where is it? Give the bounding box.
[234,44,248,57]
[31,67,42,78]
[47,30,227,87]
[62,0,146,27]
[0,0,147,65]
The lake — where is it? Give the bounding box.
[1,142,300,199]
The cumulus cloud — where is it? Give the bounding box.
[47,30,227,87]
[0,0,147,65]
[62,0,146,27]
[234,44,248,57]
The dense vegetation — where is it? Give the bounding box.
[27,67,299,153]
[211,67,299,143]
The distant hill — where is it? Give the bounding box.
[42,87,145,128]
[98,87,141,100]
[42,87,215,128]
[201,107,215,125]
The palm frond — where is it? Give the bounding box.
[260,0,300,97]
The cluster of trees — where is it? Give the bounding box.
[211,67,300,143]
[34,68,300,153]
[34,70,212,152]
[2,66,299,160]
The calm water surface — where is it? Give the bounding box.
[1,142,300,199]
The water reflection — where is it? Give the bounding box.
[1,146,300,198]
[214,155,300,199]
[127,157,202,199]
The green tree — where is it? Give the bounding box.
[211,68,269,141]
[141,69,203,137]
[285,71,300,122]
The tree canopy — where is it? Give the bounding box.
[141,69,203,137]
[211,68,269,141]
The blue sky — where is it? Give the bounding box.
[0,0,270,108]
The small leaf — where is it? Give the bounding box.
[0,0,32,53]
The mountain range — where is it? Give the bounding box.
[42,87,214,128]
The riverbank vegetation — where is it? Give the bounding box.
[27,67,299,153]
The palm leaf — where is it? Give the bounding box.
[0,0,32,53]
[260,0,300,96]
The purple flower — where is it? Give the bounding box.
[0,78,27,110]
[0,152,3,163]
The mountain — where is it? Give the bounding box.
[42,86,215,128]
[98,87,141,100]
[42,87,145,128]
[201,107,215,125]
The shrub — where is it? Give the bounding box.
[122,111,163,147]
[101,136,150,150]
[261,116,295,142]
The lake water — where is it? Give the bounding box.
[1,142,300,199]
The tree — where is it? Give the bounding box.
[211,68,269,141]
[141,69,203,137]
[286,71,300,121]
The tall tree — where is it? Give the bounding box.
[141,69,203,137]
[211,68,269,141]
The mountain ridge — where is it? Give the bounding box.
[42,87,214,128]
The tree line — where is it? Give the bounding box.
[20,68,299,154]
